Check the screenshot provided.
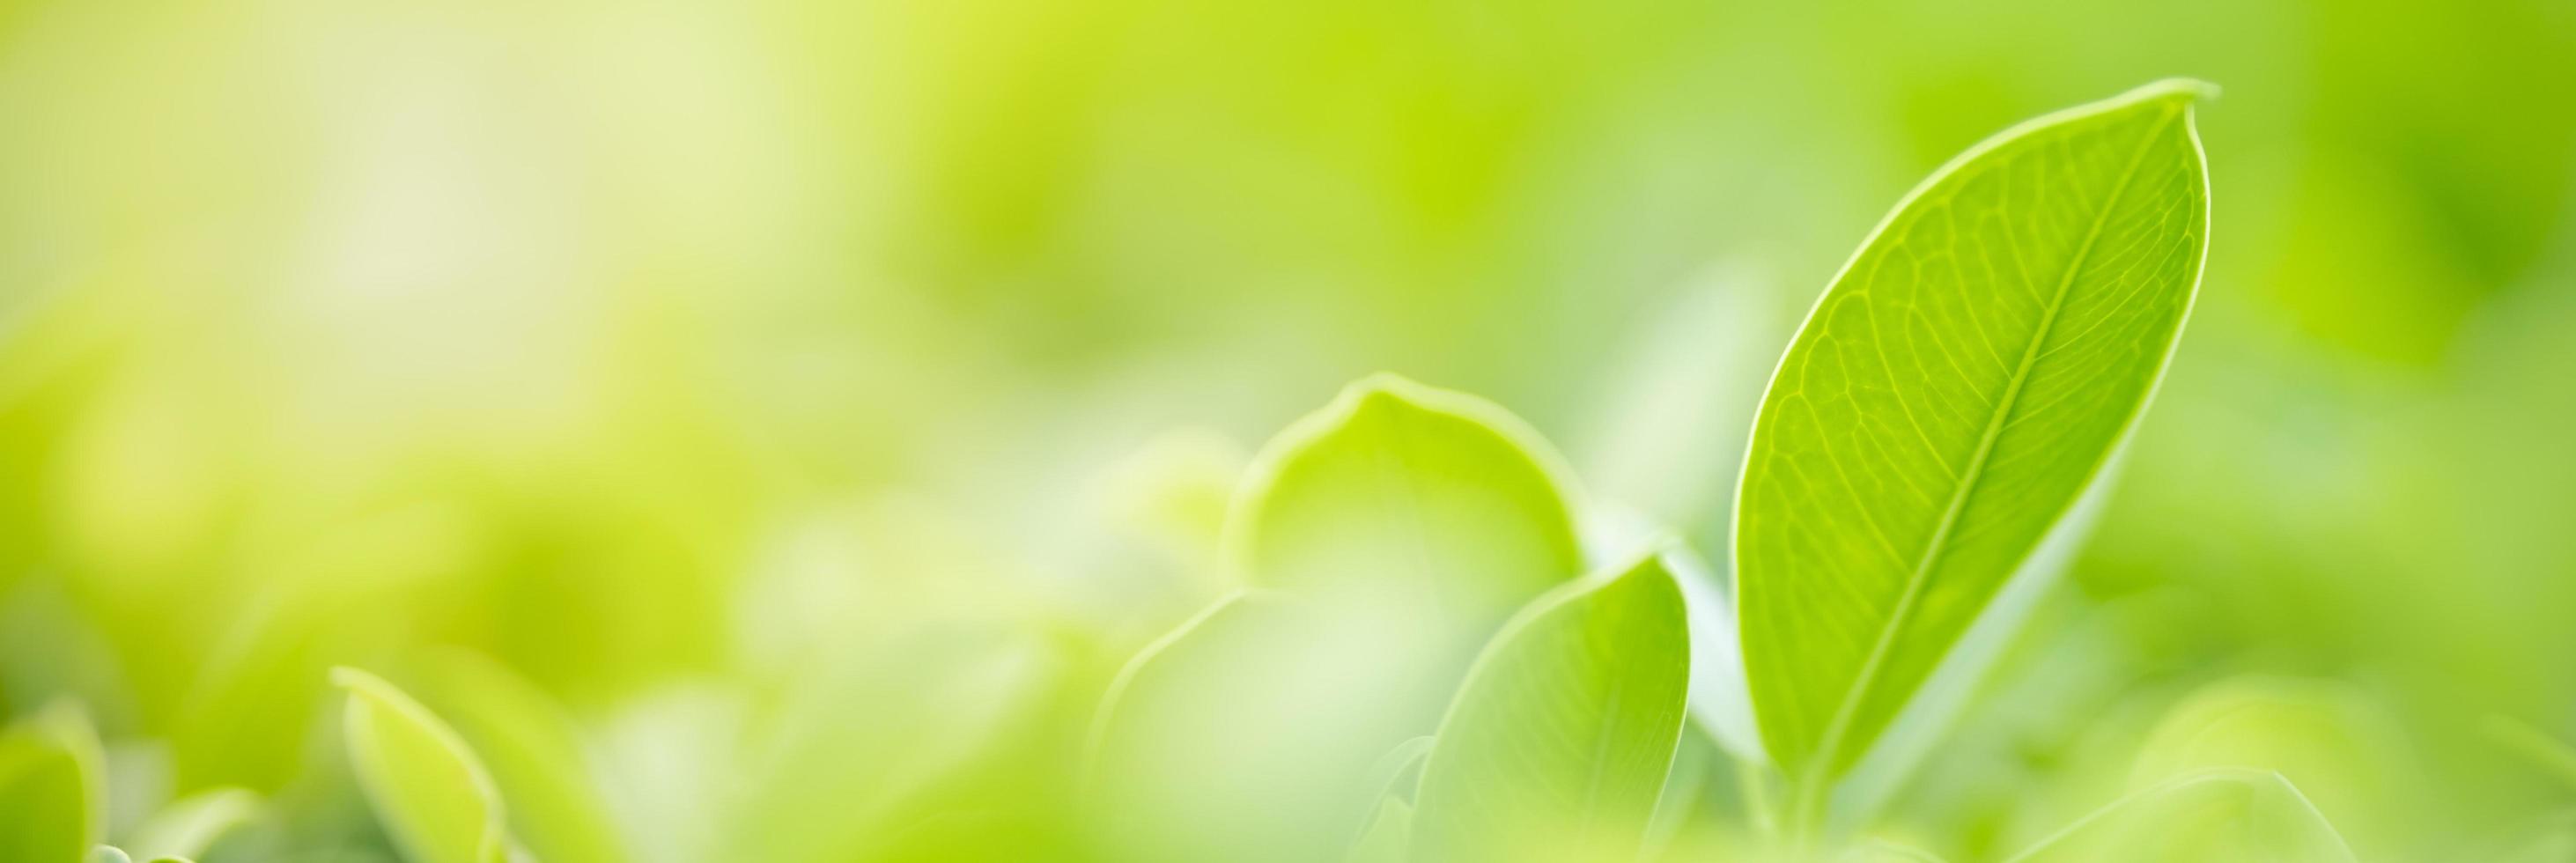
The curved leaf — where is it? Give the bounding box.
[333,668,513,863]
[1410,555,1691,863]
[2004,769,2355,863]
[1090,375,1586,861]
[1346,798,1413,863]
[0,704,105,863]
[1737,80,2215,792]
[1226,372,1584,632]
[126,787,261,860]
[407,651,629,863]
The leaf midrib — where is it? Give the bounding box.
[1796,104,2184,787]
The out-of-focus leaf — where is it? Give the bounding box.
[724,627,1056,863]
[1737,80,2214,803]
[1345,798,1413,863]
[1410,555,1690,863]
[0,703,106,863]
[2003,769,2355,863]
[1226,372,1584,630]
[2485,716,2576,790]
[2129,678,2413,856]
[1091,375,1585,862]
[125,787,259,860]
[406,651,629,863]
[332,668,512,863]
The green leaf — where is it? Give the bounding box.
[125,787,260,860]
[1089,375,1586,862]
[1226,372,1584,632]
[0,703,106,863]
[1736,80,2216,792]
[2485,716,2576,791]
[2002,769,2355,863]
[1345,798,1413,863]
[406,651,630,863]
[1409,554,1691,863]
[333,668,513,863]
[2129,678,2410,857]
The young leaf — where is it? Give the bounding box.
[0,704,106,863]
[126,787,261,860]
[1409,555,1691,863]
[407,651,630,863]
[1090,375,1586,862]
[2003,769,2355,863]
[1736,79,2215,794]
[333,668,513,863]
[1226,372,1584,633]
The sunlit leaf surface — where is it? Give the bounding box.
[407,652,629,863]
[1409,554,1690,863]
[1090,375,1585,861]
[1738,80,2214,790]
[335,668,513,863]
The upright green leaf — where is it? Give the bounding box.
[1736,80,2215,793]
[1090,375,1586,862]
[1410,555,1690,863]
[333,668,513,863]
[0,704,105,863]
[2004,769,2355,863]
[407,651,630,863]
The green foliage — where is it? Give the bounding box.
[333,668,515,863]
[403,652,628,863]
[1408,554,1691,863]
[1735,79,2214,814]
[0,704,103,863]
[2003,769,2357,863]
[123,788,259,861]
[1090,375,1587,861]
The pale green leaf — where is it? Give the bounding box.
[1737,79,2215,791]
[0,703,106,863]
[333,668,513,863]
[2003,769,2355,863]
[1090,375,1585,862]
[125,787,260,860]
[86,847,129,863]
[406,651,629,863]
[1345,798,1413,863]
[1409,554,1691,863]
[1226,372,1584,633]
[2129,677,2411,857]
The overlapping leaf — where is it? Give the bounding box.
[0,704,104,863]
[1409,555,1690,863]
[1089,375,1585,861]
[335,668,515,863]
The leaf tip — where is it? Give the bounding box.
[2130,77,2221,105]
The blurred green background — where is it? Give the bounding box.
[3,0,2574,860]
